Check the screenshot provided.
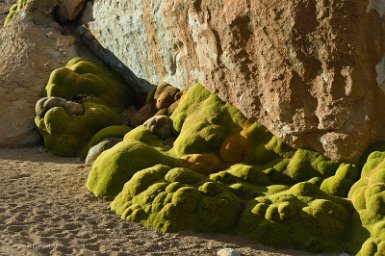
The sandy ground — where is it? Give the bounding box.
[0,147,345,256]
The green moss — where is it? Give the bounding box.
[35,58,134,157]
[238,181,351,252]
[347,151,385,255]
[123,126,164,148]
[245,123,293,164]
[86,140,177,199]
[81,125,131,157]
[44,58,132,111]
[320,163,359,197]
[84,82,368,253]
[111,165,242,232]
[284,149,340,181]
[210,164,277,200]
[170,84,247,157]
[35,102,121,156]
[4,0,27,27]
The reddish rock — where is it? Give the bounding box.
[85,0,385,162]
[130,103,156,127]
[154,83,180,110]
[56,0,86,22]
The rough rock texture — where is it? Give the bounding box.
[0,1,17,26]
[84,0,385,162]
[0,0,78,146]
[55,0,86,22]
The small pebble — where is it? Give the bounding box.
[217,248,241,256]
[339,253,351,256]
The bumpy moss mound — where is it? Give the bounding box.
[4,0,27,26]
[45,57,132,111]
[238,182,351,252]
[86,140,176,199]
[170,83,248,157]
[35,58,133,156]
[111,164,242,233]
[347,151,385,255]
[85,83,375,253]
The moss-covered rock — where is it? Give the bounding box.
[170,84,248,157]
[35,58,134,156]
[45,57,132,111]
[85,83,365,253]
[238,182,352,252]
[210,163,284,200]
[35,101,122,156]
[111,165,242,233]
[347,151,385,255]
[4,0,27,27]
[86,140,176,199]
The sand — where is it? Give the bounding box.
[0,147,345,256]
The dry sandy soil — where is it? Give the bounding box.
[0,147,347,256]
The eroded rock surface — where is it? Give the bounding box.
[84,0,385,162]
[0,0,78,146]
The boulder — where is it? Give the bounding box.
[86,84,361,252]
[0,0,78,147]
[142,115,173,140]
[34,58,133,157]
[83,0,385,162]
[55,0,86,22]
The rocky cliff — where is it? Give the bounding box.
[82,0,385,162]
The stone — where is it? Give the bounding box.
[142,115,173,140]
[0,0,78,147]
[121,105,138,126]
[55,0,86,22]
[217,248,241,256]
[154,83,180,110]
[130,103,156,127]
[85,137,121,166]
[35,96,84,118]
[83,0,385,162]
[154,108,169,116]
[167,101,179,115]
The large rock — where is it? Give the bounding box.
[0,0,80,146]
[55,0,86,22]
[83,0,385,162]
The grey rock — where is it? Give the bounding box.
[217,248,241,256]
[143,115,173,140]
[35,97,84,118]
[85,137,121,166]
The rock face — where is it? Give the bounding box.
[84,0,385,162]
[55,0,86,22]
[0,0,86,147]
